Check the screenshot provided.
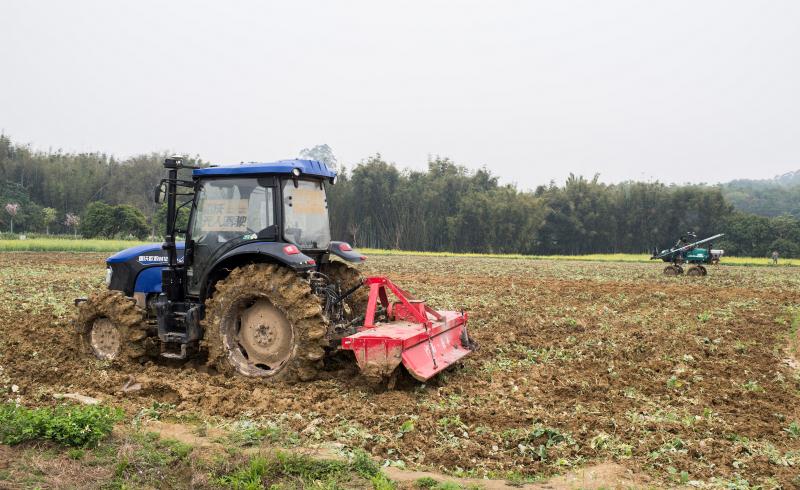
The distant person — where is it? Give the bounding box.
[674,233,694,260]
[674,232,696,250]
[675,235,688,249]
[772,250,779,265]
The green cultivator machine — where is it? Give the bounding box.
[651,233,724,276]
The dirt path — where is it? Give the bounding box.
[141,420,647,489]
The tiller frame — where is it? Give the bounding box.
[341,276,474,381]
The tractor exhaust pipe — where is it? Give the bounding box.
[161,156,183,301]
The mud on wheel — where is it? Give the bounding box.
[687,265,707,277]
[203,263,328,382]
[76,290,149,363]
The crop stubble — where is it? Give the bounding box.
[1,252,799,485]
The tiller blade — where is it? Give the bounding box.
[341,276,475,382]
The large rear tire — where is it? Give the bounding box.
[76,290,149,363]
[203,263,328,382]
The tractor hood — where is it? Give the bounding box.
[107,242,186,265]
[105,242,187,297]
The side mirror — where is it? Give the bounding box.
[154,181,166,204]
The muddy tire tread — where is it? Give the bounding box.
[202,263,328,382]
[75,290,149,363]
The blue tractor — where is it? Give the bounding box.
[76,157,369,382]
[76,156,474,384]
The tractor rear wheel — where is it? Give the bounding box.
[76,290,149,363]
[687,266,704,277]
[320,260,368,320]
[663,265,679,276]
[203,263,328,382]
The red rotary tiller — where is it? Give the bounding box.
[341,276,475,381]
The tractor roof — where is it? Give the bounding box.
[193,159,336,179]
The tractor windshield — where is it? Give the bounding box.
[282,179,331,249]
[191,178,275,244]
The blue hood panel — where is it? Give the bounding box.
[107,242,186,264]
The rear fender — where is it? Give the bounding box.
[328,241,366,263]
[199,242,316,299]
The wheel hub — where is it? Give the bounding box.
[231,299,293,376]
[253,324,276,345]
[89,318,121,360]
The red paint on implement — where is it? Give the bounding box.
[341,276,472,381]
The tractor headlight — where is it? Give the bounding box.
[291,168,301,177]
[105,267,113,286]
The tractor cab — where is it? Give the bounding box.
[180,161,351,297]
[146,158,366,359]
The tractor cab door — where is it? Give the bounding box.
[281,179,331,250]
[187,178,277,296]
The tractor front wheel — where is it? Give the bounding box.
[203,263,328,382]
[76,290,149,363]
[663,265,679,276]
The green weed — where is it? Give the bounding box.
[111,431,194,488]
[784,421,800,438]
[224,419,292,447]
[215,449,392,490]
[132,401,176,426]
[743,380,763,392]
[0,402,121,447]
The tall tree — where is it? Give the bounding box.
[299,144,338,170]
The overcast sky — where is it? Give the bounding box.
[2,1,799,189]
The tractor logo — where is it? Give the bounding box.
[138,255,167,264]
[137,255,183,264]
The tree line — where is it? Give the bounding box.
[2,135,799,257]
[0,135,199,238]
[328,155,800,257]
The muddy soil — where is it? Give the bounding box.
[1,252,799,486]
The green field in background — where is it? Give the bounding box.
[0,238,793,266]
[0,238,149,252]
[361,248,796,266]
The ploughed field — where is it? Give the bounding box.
[1,252,799,487]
